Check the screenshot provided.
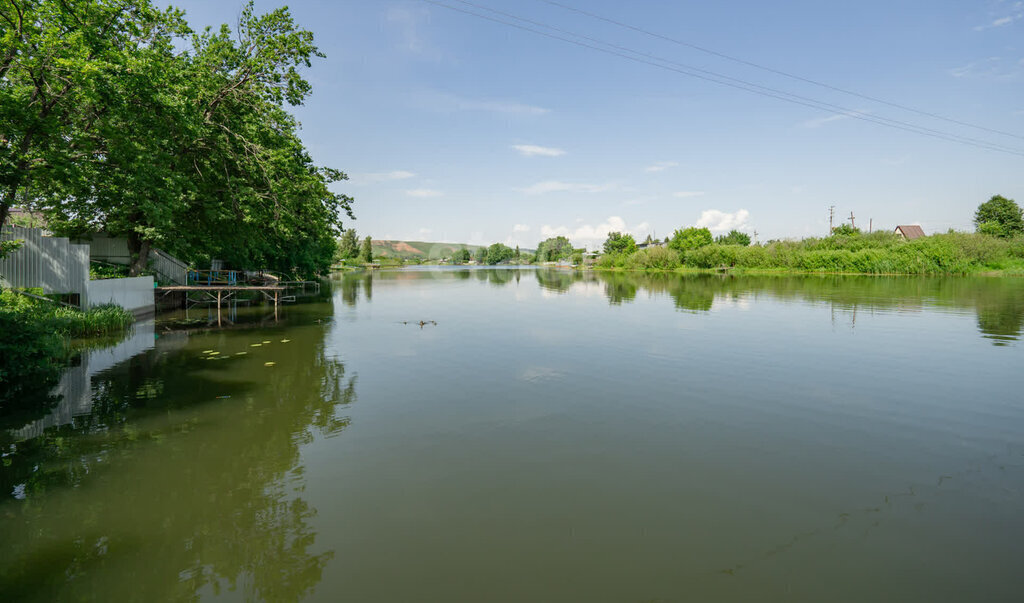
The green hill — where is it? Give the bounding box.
[370,240,482,260]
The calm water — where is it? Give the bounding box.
[3,269,1024,602]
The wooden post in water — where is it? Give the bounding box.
[274,289,279,322]
[217,289,222,326]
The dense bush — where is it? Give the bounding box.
[1,290,134,409]
[626,246,681,270]
[593,231,1024,274]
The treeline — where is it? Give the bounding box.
[597,195,1024,275]
[1,0,351,277]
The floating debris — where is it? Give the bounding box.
[250,343,262,347]
[264,361,276,367]
[202,350,215,354]
[280,339,291,343]
[235,351,247,355]
[262,340,271,344]
[216,395,231,399]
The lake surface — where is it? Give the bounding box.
[3,269,1024,602]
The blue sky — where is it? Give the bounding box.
[172,0,1024,249]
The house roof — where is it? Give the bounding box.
[894,224,926,240]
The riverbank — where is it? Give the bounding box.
[593,232,1024,276]
[0,289,134,407]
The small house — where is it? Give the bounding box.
[894,225,926,240]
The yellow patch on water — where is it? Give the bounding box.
[235,351,247,355]
[262,340,271,344]
[250,343,262,347]
[280,339,291,343]
[202,350,216,354]
[264,362,275,367]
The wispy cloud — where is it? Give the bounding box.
[973,3,1023,30]
[386,7,442,60]
[949,57,1004,78]
[673,191,705,198]
[644,160,678,173]
[406,189,443,198]
[695,209,750,234]
[512,224,530,232]
[521,181,616,195]
[801,110,867,128]
[354,170,416,184]
[539,216,651,250]
[413,91,551,116]
[512,144,566,157]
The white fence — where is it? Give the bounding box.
[0,226,89,297]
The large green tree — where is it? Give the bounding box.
[603,231,637,255]
[336,229,359,260]
[485,243,514,265]
[668,227,713,252]
[974,195,1023,238]
[359,236,373,263]
[715,230,751,246]
[535,236,573,262]
[2,0,352,278]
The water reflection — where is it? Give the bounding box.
[335,269,1024,345]
[0,300,355,601]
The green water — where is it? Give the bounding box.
[3,269,1023,601]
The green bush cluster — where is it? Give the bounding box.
[1,290,134,408]
[597,232,1024,274]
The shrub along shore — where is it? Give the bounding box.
[595,232,1024,276]
[0,289,134,408]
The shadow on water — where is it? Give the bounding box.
[0,295,356,601]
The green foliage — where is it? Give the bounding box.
[669,227,713,252]
[974,195,1023,238]
[485,243,515,265]
[452,248,472,264]
[2,0,352,279]
[831,224,861,236]
[535,236,573,262]
[626,246,681,270]
[603,232,637,255]
[89,262,131,280]
[336,229,359,260]
[0,290,133,410]
[715,230,751,246]
[359,236,373,263]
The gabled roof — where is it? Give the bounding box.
[894,224,926,240]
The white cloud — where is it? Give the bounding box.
[513,224,530,232]
[355,170,415,183]
[644,161,678,173]
[673,191,705,198]
[695,209,750,234]
[414,91,551,116]
[522,181,616,195]
[418,228,433,236]
[512,144,566,157]
[801,110,867,128]
[949,57,1007,78]
[406,189,443,198]
[539,216,652,250]
[386,7,441,60]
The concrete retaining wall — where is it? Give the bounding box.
[86,276,155,315]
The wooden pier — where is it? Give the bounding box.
[155,285,287,325]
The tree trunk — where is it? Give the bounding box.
[127,232,151,277]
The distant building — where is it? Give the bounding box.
[636,241,666,250]
[894,225,926,240]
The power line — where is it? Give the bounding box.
[421,0,1024,157]
[540,0,1024,143]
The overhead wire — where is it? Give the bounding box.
[540,0,1024,143]
[419,0,1024,158]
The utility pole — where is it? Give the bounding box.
[753,229,759,244]
[849,211,856,229]
[829,206,835,233]
[869,218,873,233]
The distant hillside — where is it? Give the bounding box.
[370,240,535,260]
[370,240,483,260]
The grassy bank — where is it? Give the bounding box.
[0,289,134,410]
[596,232,1024,275]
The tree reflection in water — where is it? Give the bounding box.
[0,317,356,601]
